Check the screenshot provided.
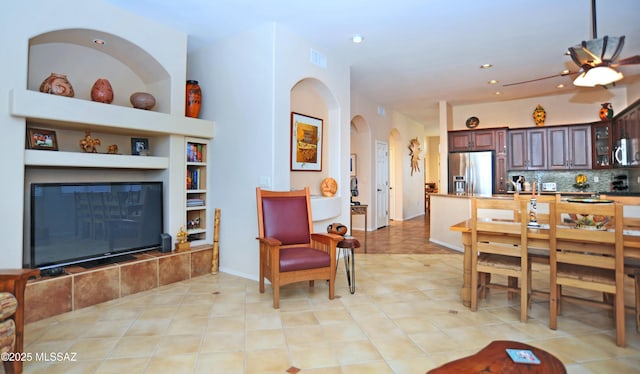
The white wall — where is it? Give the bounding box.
[189,23,350,280]
[0,0,189,268]
[453,86,632,131]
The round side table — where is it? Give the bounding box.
[336,237,360,294]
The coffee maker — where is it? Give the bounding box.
[511,175,524,191]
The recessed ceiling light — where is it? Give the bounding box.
[93,38,105,45]
[561,69,570,75]
[480,64,493,69]
[495,91,502,95]
[488,79,498,85]
[556,84,565,88]
[351,35,364,43]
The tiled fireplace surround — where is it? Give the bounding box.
[24,245,213,323]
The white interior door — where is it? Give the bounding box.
[375,141,389,229]
[389,147,396,220]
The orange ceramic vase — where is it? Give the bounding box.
[185,80,202,118]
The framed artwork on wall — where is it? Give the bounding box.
[290,112,323,171]
[27,128,58,151]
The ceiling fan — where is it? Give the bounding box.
[504,0,639,88]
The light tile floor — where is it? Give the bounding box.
[20,216,640,374]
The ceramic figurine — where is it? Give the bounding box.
[599,102,613,120]
[80,131,101,153]
[533,105,546,126]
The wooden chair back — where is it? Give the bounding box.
[471,197,530,321]
[256,187,312,247]
[549,200,625,346]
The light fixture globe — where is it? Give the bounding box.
[573,66,624,87]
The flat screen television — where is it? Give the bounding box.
[30,182,163,270]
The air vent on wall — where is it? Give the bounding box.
[310,48,327,69]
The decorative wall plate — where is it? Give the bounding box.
[465,116,480,128]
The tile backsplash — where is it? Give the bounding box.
[507,168,640,193]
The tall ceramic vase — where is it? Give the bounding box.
[39,73,74,97]
[185,80,202,118]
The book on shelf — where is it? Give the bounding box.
[187,198,205,207]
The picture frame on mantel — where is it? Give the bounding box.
[131,137,149,156]
[27,128,58,151]
[291,112,323,171]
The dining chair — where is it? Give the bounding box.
[600,194,640,333]
[255,187,342,308]
[549,201,625,347]
[470,197,530,322]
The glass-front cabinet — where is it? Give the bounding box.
[592,121,612,169]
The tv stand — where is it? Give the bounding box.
[79,254,136,269]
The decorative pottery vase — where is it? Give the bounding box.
[533,104,546,126]
[90,78,114,104]
[599,102,613,120]
[39,73,74,97]
[129,92,156,110]
[185,80,202,118]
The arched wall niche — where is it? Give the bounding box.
[290,77,340,197]
[28,28,171,113]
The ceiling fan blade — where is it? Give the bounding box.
[613,55,640,66]
[502,71,577,87]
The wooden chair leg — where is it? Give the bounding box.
[508,276,518,300]
[634,270,640,333]
[471,268,479,312]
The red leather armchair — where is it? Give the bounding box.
[256,187,341,308]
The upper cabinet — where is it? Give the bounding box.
[448,129,497,152]
[547,125,591,170]
[592,121,612,169]
[613,99,640,167]
[507,128,546,170]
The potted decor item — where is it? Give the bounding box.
[533,104,546,126]
[599,102,613,120]
[39,73,74,97]
[130,92,156,110]
[185,80,202,118]
[90,78,114,103]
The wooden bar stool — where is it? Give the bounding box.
[336,237,359,294]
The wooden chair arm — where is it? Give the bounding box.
[256,237,282,247]
[311,232,343,245]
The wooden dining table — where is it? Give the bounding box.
[449,219,640,307]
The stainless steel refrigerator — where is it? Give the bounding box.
[448,151,494,196]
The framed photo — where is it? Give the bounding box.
[350,154,357,176]
[27,128,58,151]
[290,112,323,171]
[131,137,149,156]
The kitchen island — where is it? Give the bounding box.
[428,191,599,251]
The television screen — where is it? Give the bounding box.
[30,182,163,269]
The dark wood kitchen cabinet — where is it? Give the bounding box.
[448,129,496,152]
[613,100,640,167]
[508,128,546,170]
[592,121,612,169]
[547,125,591,170]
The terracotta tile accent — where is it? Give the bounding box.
[25,276,72,323]
[74,267,119,309]
[191,248,213,277]
[159,254,190,286]
[121,259,158,297]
